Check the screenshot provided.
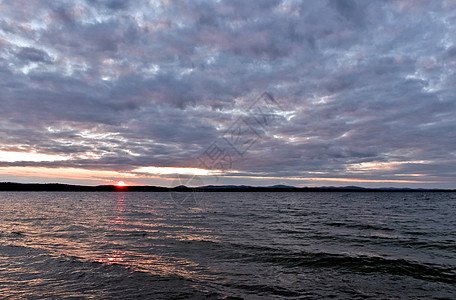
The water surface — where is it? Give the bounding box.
[0,192,455,299]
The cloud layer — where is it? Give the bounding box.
[0,0,455,187]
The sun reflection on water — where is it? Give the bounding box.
[93,193,219,281]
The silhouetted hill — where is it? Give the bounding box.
[0,182,453,192]
[0,182,167,192]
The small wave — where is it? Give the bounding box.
[55,225,90,232]
[225,282,301,297]
[257,251,456,284]
[325,221,395,232]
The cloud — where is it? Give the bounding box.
[0,0,455,187]
[16,47,52,63]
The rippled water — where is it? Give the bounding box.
[0,192,455,299]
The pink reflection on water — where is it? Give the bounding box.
[96,250,126,265]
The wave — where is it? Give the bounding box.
[252,251,456,284]
[0,244,219,299]
[181,239,455,284]
[324,221,395,232]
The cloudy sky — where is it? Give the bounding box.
[0,0,455,188]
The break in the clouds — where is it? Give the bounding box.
[0,0,455,188]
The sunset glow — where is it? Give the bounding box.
[116,181,127,187]
[133,167,221,176]
[0,150,69,162]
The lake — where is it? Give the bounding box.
[0,192,455,299]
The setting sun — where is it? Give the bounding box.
[116,181,127,187]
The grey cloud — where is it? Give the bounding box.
[95,0,130,10]
[330,0,366,25]
[16,47,52,63]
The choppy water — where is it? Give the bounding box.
[0,192,455,299]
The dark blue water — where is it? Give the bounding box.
[0,192,455,299]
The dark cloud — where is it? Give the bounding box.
[97,0,130,10]
[330,0,366,25]
[0,0,455,187]
[16,47,52,63]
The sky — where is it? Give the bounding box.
[0,0,455,188]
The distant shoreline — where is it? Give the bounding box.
[0,182,454,192]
